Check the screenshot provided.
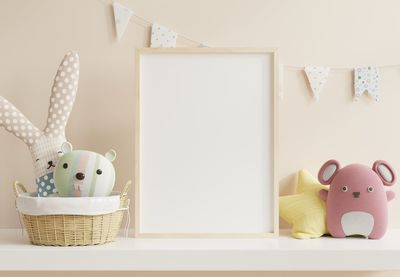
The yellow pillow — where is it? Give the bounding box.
[279,170,328,239]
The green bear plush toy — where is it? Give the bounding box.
[54,142,117,197]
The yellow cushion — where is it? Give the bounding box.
[279,170,328,239]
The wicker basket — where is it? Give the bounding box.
[14,180,131,246]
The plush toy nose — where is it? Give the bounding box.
[48,161,53,166]
[76,172,85,180]
[353,191,360,198]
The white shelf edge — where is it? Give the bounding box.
[1,229,400,271]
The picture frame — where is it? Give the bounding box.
[135,48,278,238]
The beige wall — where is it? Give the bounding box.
[1,272,400,277]
[1,0,400,276]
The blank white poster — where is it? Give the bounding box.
[137,50,276,236]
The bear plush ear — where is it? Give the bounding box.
[318,159,341,185]
[61,141,73,154]
[105,149,117,162]
[373,160,396,186]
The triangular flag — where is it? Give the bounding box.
[113,2,133,41]
[354,66,379,101]
[304,66,330,100]
[150,23,177,48]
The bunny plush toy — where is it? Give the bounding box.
[0,51,79,197]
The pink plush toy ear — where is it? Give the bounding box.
[372,160,396,186]
[318,159,341,185]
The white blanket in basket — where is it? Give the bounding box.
[16,192,121,216]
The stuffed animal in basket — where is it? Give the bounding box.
[54,142,117,197]
[318,159,396,239]
[0,51,79,197]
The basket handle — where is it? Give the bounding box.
[13,181,27,198]
[120,180,131,199]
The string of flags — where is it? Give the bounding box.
[111,1,202,47]
[283,65,383,101]
[109,0,392,102]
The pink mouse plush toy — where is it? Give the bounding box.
[318,160,396,239]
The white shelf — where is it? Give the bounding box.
[1,229,400,271]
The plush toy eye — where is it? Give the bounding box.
[341,186,348,192]
[35,158,40,162]
[63,163,68,169]
[96,169,102,175]
[367,186,374,193]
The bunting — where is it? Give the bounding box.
[150,23,177,48]
[107,1,389,103]
[304,66,331,100]
[112,2,133,40]
[354,66,380,101]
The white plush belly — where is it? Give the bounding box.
[341,212,374,238]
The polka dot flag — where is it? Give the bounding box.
[150,23,177,48]
[354,66,379,101]
[304,66,331,100]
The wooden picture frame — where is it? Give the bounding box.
[135,48,279,238]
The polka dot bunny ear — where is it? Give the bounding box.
[0,96,41,147]
[44,51,79,138]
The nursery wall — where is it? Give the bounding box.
[1,0,400,276]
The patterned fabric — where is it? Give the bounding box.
[36,172,56,197]
[0,97,41,147]
[0,51,79,196]
[30,136,65,178]
[150,23,177,48]
[45,51,79,137]
[113,2,133,40]
[354,66,379,101]
[304,66,330,100]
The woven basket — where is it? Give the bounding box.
[14,180,131,246]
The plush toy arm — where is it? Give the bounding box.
[319,189,328,201]
[44,51,79,137]
[386,191,395,202]
[0,96,41,146]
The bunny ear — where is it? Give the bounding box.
[44,51,79,137]
[0,96,41,147]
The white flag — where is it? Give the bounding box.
[354,66,379,101]
[151,23,177,48]
[113,2,133,41]
[304,66,330,100]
